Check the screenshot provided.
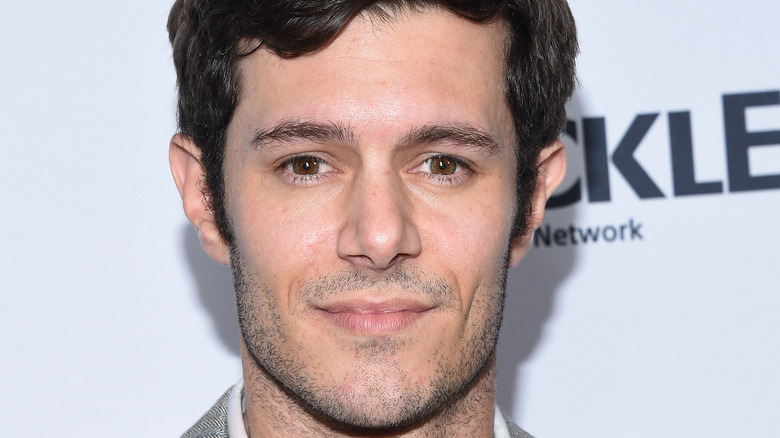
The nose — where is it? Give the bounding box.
[337,172,421,270]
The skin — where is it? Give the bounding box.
[171,7,566,438]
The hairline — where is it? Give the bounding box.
[229,6,517,160]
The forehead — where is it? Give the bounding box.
[232,8,511,143]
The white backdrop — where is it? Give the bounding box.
[2,1,778,436]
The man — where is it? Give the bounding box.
[168,0,577,436]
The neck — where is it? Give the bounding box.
[239,340,498,438]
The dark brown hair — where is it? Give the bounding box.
[168,0,578,244]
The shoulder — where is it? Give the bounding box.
[180,388,231,438]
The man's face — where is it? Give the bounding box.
[222,9,521,428]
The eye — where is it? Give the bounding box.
[412,154,472,185]
[278,154,337,186]
[428,155,458,175]
[290,156,321,175]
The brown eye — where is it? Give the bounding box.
[429,156,458,175]
[291,156,320,175]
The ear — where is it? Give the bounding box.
[169,133,231,266]
[508,138,567,267]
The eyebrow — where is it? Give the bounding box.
[250,119,355,150]
[250,119,501,155]
[397,122,502,155]
[399,122,501,155]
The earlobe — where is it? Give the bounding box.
[169,133,231,266]
[508,139,567,267]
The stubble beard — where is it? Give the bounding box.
[230,246,509,433]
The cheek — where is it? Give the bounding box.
[426,186,514,265]
[277,206,331,256]
[416,201,512,308]
[233,187,338,284]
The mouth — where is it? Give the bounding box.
[315,300,435,335]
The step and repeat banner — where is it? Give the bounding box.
[2,1,777,437]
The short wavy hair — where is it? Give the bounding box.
[168,0,578,244]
